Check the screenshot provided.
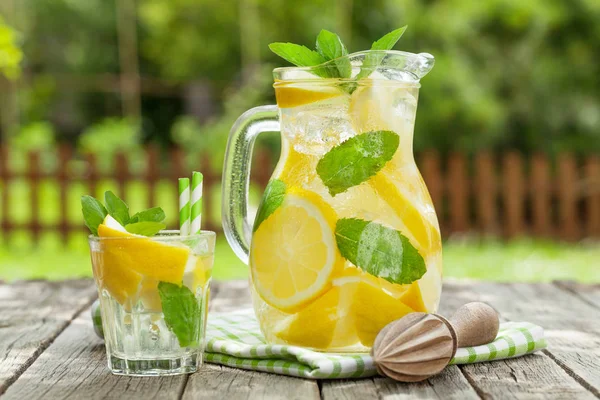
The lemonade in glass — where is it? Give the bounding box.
[84,193,214,375]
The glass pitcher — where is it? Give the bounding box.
[222,50,441,352]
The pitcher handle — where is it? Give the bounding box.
[221,105,280,264]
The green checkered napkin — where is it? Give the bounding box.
[205,308,547,379]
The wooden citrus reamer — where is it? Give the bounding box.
[371,302,500,382]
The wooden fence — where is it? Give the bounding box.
[0,145,599,245]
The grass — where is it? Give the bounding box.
[1,237,599,283]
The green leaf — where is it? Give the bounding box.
[315,29,352,78]
[269,42,328,67]
[268,43,334,79]
[104,191,129,226]
[158,282,201,348]
[253,179,286,232]
[356,26,407,80]
[335,218,426,284]
[81,195,108,235]
[130,207,166,224]
[316,131,399,196]
[125,221,166,236]
[371,26,407,51]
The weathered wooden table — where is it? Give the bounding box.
[1,279,599,399]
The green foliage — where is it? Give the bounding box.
[78,118,144,172]
[4,0,600,157]
[0,17,22,79]
[171,65,274,168]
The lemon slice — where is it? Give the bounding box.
[275,85,341,108]
[273,142,317,188]
[250,188,343,311]
[369,171,441,257]
[274,288,340,349]
[352,279,425,346]
[97,215,189,285]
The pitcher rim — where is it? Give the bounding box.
[273,49,434,85]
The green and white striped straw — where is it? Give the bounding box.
[190,171,203,234]
[178,177,191,236]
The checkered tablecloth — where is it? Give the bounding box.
[205,308,547,379]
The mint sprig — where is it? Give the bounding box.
[315,29,351,78]
[335,218,426,285]
[81,191,167,236]
[158,282,202,347]
[316,130,399,196]
[269,26,408,82]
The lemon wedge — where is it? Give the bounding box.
[352,279,426,346]
[250,188,343,311]
[275,85,341,108]
[95,215,190,306]
[369,171,441,257]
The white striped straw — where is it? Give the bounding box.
[190,171,203,235]
[178,178,191,236]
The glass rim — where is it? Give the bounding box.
[273,49,434,84]
[88,229,216,242]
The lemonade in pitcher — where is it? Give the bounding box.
[222,28,442,352]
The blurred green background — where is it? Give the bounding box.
[0,0,599,282]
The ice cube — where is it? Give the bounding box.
[282,95,357,156]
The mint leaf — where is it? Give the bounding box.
[81,195,108,235]
[104,191,129,226]
[253,179,286,232]
[125,221,166,236]
[158,282,201,347]
[269,42,327,66]
[316,29,347,60]
[335,218,426,284]
[371,26,407,51]
[316,131,399,196]
[315,29,352,78]
[356,26,407,80]
[130,207,166,224]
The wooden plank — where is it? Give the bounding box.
[1,146,12,244]
[502,152,525,238]
[584,156,600,237]
[444,281,600,398]
[447,153,470,233]
[530,153,552,237]
[200,154,214,232]
[57,145,72,244]
[554,281,600,313]
[0,280,97,395]
[321,366,479,400]
[86,152,99,199]
[474,152,497,235]
[557,154,579,241]
[145,145,159,208]
[2,305,187,400]
[28,152,41,243]
[183,364,319,400]
[115,152,129,200]
[183,280,321,399]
